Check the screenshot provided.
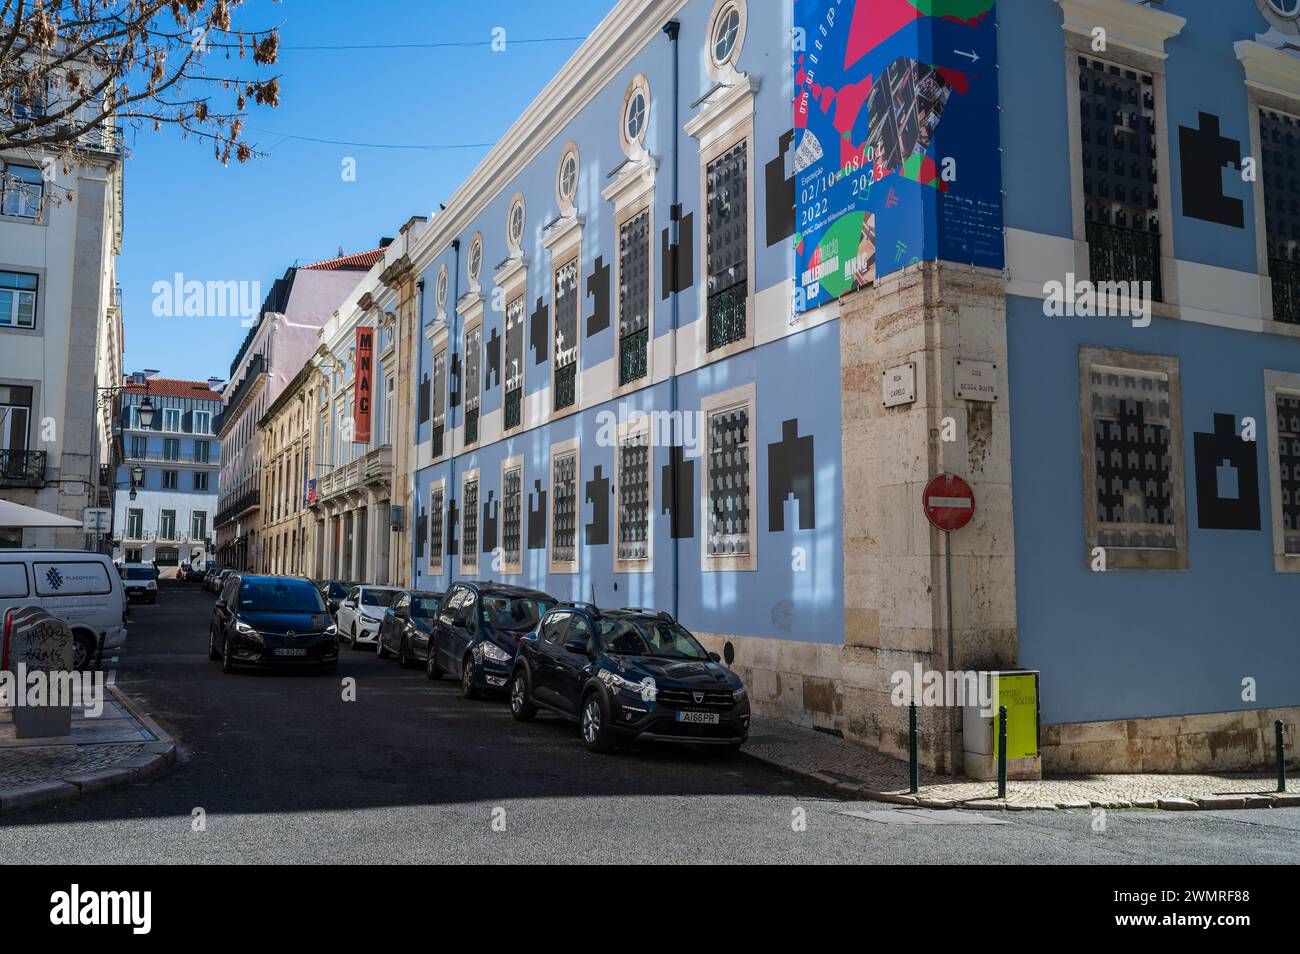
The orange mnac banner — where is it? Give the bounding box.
[353,326,374,443]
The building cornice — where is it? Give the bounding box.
[408,0,689,275]
[1057,0,1185,60]
[1235,38,1300,101]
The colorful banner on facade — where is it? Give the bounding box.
[353,326,374,444]
[793,0,1004,313]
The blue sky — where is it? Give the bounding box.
[119,0,614,381]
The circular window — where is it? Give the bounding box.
[625,89,647,144]
[435,265,448,309]
[468,233,483,284]
[508,196,525,247]
[712,4,741,65]
[558,148,579,204]
[1269,0,1300,16]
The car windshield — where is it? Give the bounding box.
[122,568,153,580]
[598,618,711,660]
[240,579,325,613]
[411,595,443,618]
[481,595,555,632]
[361,589,399,607]
[325,582,349,599]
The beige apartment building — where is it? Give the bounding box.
[257,363,314,575]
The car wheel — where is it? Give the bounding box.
[207,628,221,662]
[71,633,94,671]
[221,636,234,674]
[350,624,365,651]
[461,656,480,700]
[426,647,443,681]
[397,639,412,669]
[581,692,614,753]
[509,669,537,722]
[376,636,389,660]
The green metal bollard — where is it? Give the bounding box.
[1277,720,1286,793]
[997,705,1008,800]
[909,701,919,794]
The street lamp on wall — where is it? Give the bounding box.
[137,394,155,428]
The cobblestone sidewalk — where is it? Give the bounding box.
[0,683,176,815]
[743,717,1300,811]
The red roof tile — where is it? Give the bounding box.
[303,247,386,271]
[124,378,222,400]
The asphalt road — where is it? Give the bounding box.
[0,582,1297,864]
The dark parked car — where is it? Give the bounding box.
[313,579,354,616]
[208,574,339,674]
[426,582,555,699]
[207,568,235,594]
[376,590,445,666]
[510,605,750,753]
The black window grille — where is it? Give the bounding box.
[707,405,750,557]
[619,210,651,385]
[503,466,522,566]
[552,452,577,563]
[1262,109,1300,324]
[462,479,479,567]
[432,348,447,456]
[554,260,579,411]
[429,488,444,566]
[618,432,650,561]
[464,327,481,444]
[1277,392,1300,556]
[706,141,749,351]
[505,296,525,429]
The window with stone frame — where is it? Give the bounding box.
[553,259,579,411]
[1261,109,1300,324]
[1082,353,1185,562]
[705,140,749,352]
[551,450,577,565]
[429,485,445,571]
[1078,55,1162,300]
[618,209,651,386]
[502,463,523,569]
[464,325,482,446]
[461,477,479,572]
[1275,390,1300,556]
[617,429,651,563]
[504,296,525,430]
[431,347,447,458]
[706,403,751,558]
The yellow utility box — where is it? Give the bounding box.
[962,671,1041,781]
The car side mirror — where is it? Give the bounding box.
[564,635,593,656]
[708,651,721,663]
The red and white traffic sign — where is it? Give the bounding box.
[923,473,975,533]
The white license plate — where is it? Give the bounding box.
[675,710,719,725]
[273,648,307,657]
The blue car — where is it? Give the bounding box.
[209,574,340,674]
[376,589,444,667]
[426,581,556,699]
[510,605,750,753]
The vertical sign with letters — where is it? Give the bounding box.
[354,326,374,444]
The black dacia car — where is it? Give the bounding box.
[509,605,750,753]
[426,581,556,699]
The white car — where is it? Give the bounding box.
[336,585,403,648]
[119,563,158,603]
[0,549,128,669]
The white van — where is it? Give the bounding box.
[0,549,128,669]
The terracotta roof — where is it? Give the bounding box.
[302,247,386,271]
[124,378,222,400]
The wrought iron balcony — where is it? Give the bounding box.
[553,363,577,412]
[619,328,649,386]
[1085,221,1163,302]
[432,424,445,459]
[504,387,522,431]
[465,407,480,446]
[707,281,748,352]
[215,487,260,528]
[1270,258,1300,325]
[310,446,393,507]
[0,450,45,487]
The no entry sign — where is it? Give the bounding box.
[923,474,975,533]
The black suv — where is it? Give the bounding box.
[510,605,750,752]
[426,581,556,699]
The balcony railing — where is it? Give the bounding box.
[215,487,260,528]
[1086,221,1163,302]
[504,388,522,431]
[619,328,649,385]
[432,424,445,460]
[1270,258,1300,325]
[465,407,480,446]
[311,446,393,507]
[0,450,46,487]
[707,281,747,352]
[553,364,576,412]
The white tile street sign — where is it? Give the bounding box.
[882,362,917,408]
[955,359,998,402]
[82,508,111,532]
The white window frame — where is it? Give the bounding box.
[556,141,580,214]
[162,407,181,432]
[0,270,38,328]
[701,382,757,572]
[383,362,395,446]
[431,342,449,461]
[499,454,524,576]
[548,436,581,574]
[550,255,582,420]
[460,468,480,575]
[193,410,212,434]
[615,416,654,573]
[614,199,655,398]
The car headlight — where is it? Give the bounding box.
[480,641,510,663]
[234,621,262,643]
[325,624,338,636]
[732,686,747,701]
[599,670,656,703]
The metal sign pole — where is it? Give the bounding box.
[946,530,956,779]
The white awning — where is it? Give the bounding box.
[0,498,83,529]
